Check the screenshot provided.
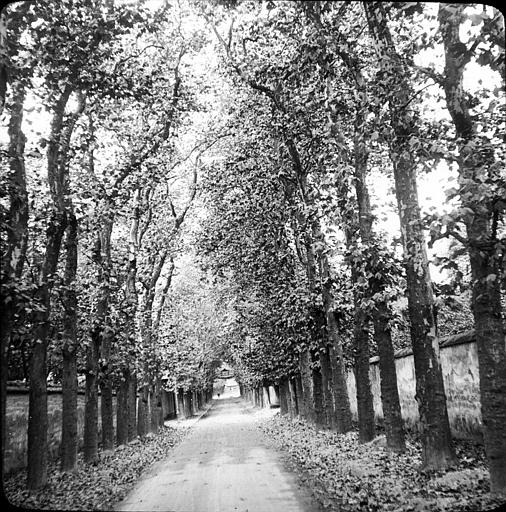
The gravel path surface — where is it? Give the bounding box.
[114,397,317,512]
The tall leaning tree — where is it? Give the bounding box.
[1,79,28,477]
[363,1,456,469]
[0,1,33,477]
[23,0,139,486]
[438,3,506,494]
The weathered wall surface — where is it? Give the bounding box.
[347,331,482,439]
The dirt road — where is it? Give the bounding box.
[114,397,318,512]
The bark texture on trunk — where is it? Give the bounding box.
[177,388,186,419]
[279,378,289,415]
[364,1,455,469]
[95,217,114,451]
[352,304,375,442]
[83,332,99,463]
[439,4,506,493]
[100,331,114,450]
[289,378,299,417]
[299,350,314,421]
[1,80,28,476]
[127,373,137,441]
[183,390,193,417]
[116,369,129,445]
[100,379,114,450]
[152,378,164,430]
[27,331,50,489]
[312,361,325,426]
[28,216,67,485]
[295,376,304,414]
[319,346,334,428]
[137,386,149,438]
[347,232,375,443]
[28,84,74,489]
[352,68,405,451]
[58,93,85,467]
[305,0,379,440]
[373,302,405,451]
[319,253,353,433]
[329,330,353,433]
[61,212,78,471]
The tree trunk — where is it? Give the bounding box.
[137,385,149,438]
[364,1,455,469]
[318,248,353,432]
[184,390,193,417]
[312,359,325,426]
[83,331,99,463]
[439,4,506,492]
[289,378,299,417]
[305,0,379,441]
[55,91,86,469]
[193,390,199,414]
[295,375,304,417]
[177,388,186,419]
[116,368,129,445]
[373,302,405,451]
[27,329,49,489]
[127,372,137,441]
[312,303,333,429]
[153,378,164,430]
[123,190,141,443]
[27,83,76,489]
[28,211,67,489]
[329,334,353,433]
[61,343,78,471]
[352,286,375,443]
[319,346,334,428]
[470,250,506,493]
[194,390,200,412]
[284,380,292,416]
[343,214,376,444]
[61,213,78,471]
[149,387,157,431]
[95,218,114,451]
[1,79,28,477]
[298,351,313,421]
[100,332,114,451]
[279,378,289,415]
[350,59,405,450]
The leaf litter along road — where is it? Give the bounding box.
[114,397,319,512]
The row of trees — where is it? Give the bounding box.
[195,0,505,494]
[1,0,505,498]
[1,0,224,490]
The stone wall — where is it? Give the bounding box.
[346,331,482,440]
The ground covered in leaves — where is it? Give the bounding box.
[4,426,188,511]
[259,414,506,512]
